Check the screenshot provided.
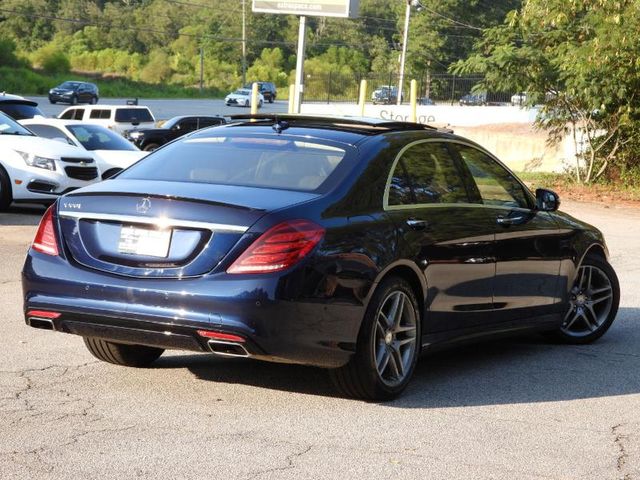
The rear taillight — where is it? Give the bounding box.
[32,205,59,256]
[227,220,324,274]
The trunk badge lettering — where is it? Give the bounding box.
[63,203,82,209]
[136,197,151,214]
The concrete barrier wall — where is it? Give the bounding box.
[300,103,576,173]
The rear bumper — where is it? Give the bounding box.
[22,252,364,368]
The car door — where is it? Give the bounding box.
[452,143,563,323]
[384,139,498,333]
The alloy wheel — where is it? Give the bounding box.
[372,290,418,387]
[561,265,614,337]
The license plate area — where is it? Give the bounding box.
[118,225,172,258]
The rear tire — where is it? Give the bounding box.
[329,276,421,401]
[0,166,13,212]
[143,143,160,152]
[71,95,78,105]
[83,337,163,367]
[546,255,620,344]
[90,96,98,104]
[268,96,274,104]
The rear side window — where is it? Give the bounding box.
[60,109,84,120]
[115,108,154,123]
[387,141,468,207]
[119,136,346,192]
[454,145,530,209]
[89,109,110,119]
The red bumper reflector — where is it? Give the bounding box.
[197,330,245,343]
[27,310,61,319]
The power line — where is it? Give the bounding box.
[412,1,484,31]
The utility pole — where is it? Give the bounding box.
[293,15,307,113]
[199,45,204,92]
[241,0,247,85]
[397,0,411,105]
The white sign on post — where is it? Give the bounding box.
[252,0,359,18]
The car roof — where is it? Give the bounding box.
[61,104,150,109]
[193,114,457,147]
[167,115,224,121]
[0,92,38,106]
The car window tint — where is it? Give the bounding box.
[73,109,85,120]
[0,103,44,120]
[89,109,109,119]
[455,145,529,209]
[199,118,223,128]
[179,120,198,132]
[402,142,468,204]
[119,136,346,192]
[60,109,74,120]
[115,108,154,123]
[387,160,414,206]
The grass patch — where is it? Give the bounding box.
[0,66,224,99]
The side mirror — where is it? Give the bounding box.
[536,188,560,212]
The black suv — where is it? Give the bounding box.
[49,81,99,105]
[243,82,277,103]
[127,115,226,151]
[0,93,45,120]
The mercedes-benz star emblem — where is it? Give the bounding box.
[136,197,151,214]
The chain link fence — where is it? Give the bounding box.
[303,72,518,105]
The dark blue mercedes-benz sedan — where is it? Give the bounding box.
[22,114,619,400]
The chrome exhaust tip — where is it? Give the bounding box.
[207,339,250,358]
[27,317,56,331]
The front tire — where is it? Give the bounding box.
[548,255,620,344]
[143,143,160,152]
[90,96,98,104]
[83,337,163,367]
[329,276,421,400]
[0,166,13,211]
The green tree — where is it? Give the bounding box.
[455,0,640,183]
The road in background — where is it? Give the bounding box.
[1,201,639,479]
[25,96,289,121]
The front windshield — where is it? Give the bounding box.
[59,82,80,90]
[234,89,250,95]
[67,124,138,151]
[0,112,34,136]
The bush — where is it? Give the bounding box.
[31,45,70,73]
[0,38,21,67]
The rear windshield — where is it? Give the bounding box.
[114,108,154,123]
[0,103,45,120]
[119,136,347,192]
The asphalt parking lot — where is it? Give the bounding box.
[26,96,289,121]
[1,200,639,479]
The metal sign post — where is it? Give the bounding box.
[293,16,307,114]
[253,1,359,114]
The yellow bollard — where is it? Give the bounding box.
[358,79,367,117]
[288,85,295,114]
[410,79,418,123]
[250,82,259,114]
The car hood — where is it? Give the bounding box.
[1,135,88,158]
[92,150,147,169]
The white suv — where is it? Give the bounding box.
[0,112,101,210]
[58,104,156,136]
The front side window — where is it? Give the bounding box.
[67,124,138,151]
[119,136,346,192]
[455,144,530,209]
[386,141,468,207]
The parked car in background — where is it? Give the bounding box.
[0,112,100,210]
[58,105,156,136]
[21,119,146,180]
[0,93,45,120]
[459,92,487,106]
[418,97,435,106]
[22,114,620,401]
[243,82,277,103]
[49,81,99,105]
[372,85,403,105]
[511,92,527,106]
[127,115,226,151]
[225,89,264,108]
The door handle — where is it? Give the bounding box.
[496,214,526,226]
[406,218,429,230]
